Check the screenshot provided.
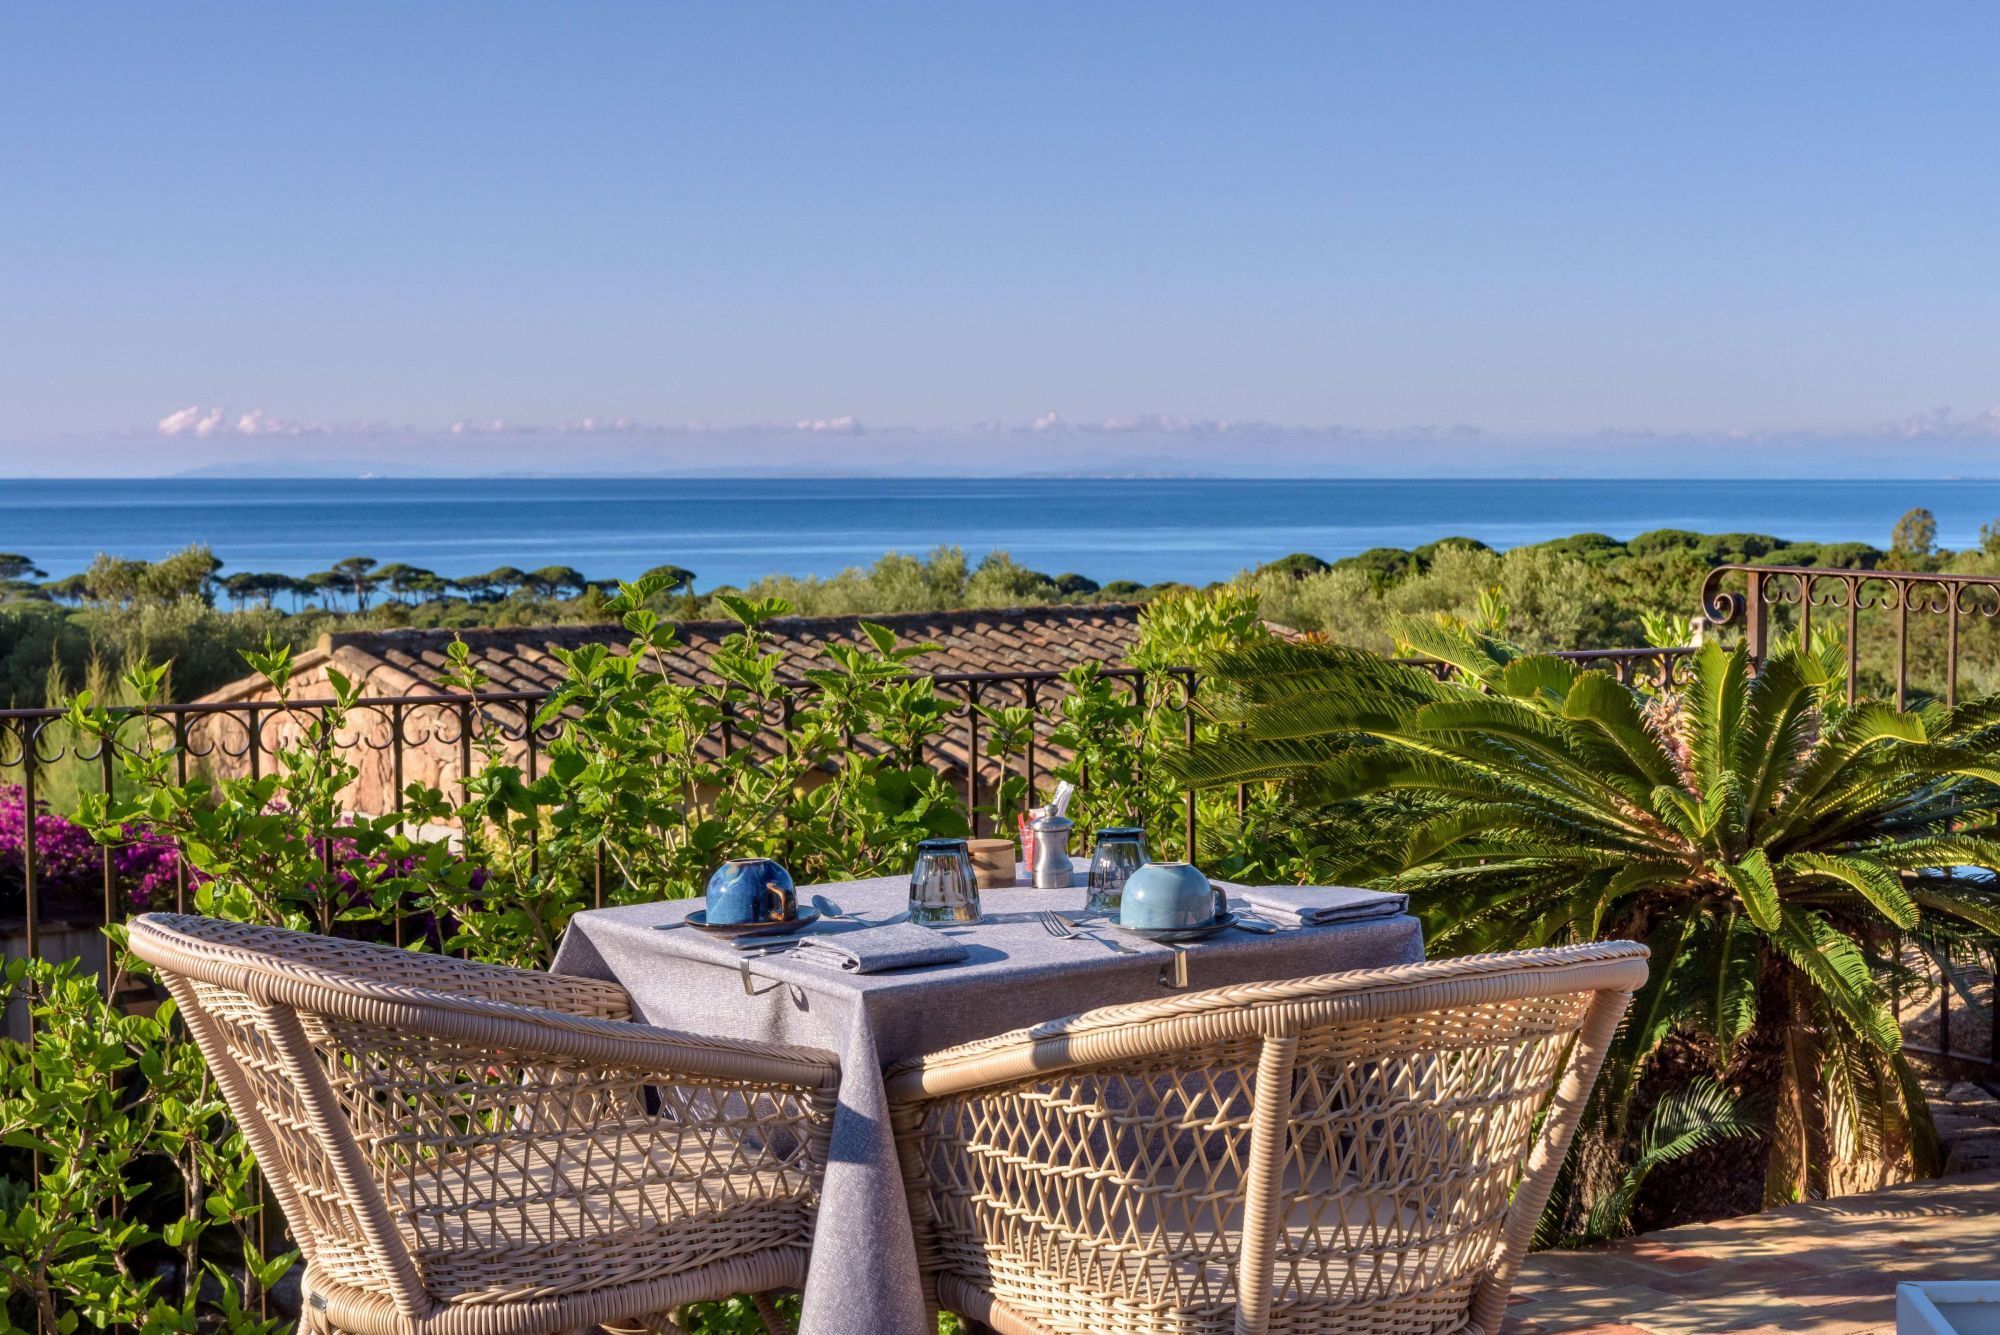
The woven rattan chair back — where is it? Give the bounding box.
[128,913,839,1335]
[886,941,1647,1335]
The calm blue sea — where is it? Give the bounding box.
[3,477,1996,588]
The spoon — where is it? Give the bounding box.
[813,894,907,928]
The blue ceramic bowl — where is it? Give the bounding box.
[1119,862,1224,930]
[705,858,797,926]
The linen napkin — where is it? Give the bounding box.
[1242,886,1408,927]
[791,921,969,974]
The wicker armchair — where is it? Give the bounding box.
[127,913,840,1335]
[886,941,1647,1335]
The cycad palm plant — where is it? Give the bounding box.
[1177,620,2000,1213]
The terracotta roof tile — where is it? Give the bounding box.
[199,603,1150,775]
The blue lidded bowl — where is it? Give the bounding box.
[705,858,797,926]
[1119,862,1225,930]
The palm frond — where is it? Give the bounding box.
[1676,909,1760,1067]
[1562,671,1682,791]
[1582,1077,1758,1242]
[1600,913,1695,1130]
[1719,849,1781,932]
[1168,731,1355,788]
[1780,851,1918,929]
[1762,703,1933,843]
[1684,641,1749,802]
[1770,907,1902,1053]
[1935,691,2000,746]
[1734,647,1824,819]
[1892,1049,1944,1177]
[1910,879,2000,935]
[1496,654,1580,705]
[1197,640,1450,716]
[1387,615,1518,685]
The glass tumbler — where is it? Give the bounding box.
[1087,826,1149,914]
[909,837,981,925]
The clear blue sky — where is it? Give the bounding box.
[5,2,2000,473]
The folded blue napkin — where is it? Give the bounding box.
[1242,885,1408,927]
[791,921,969,974]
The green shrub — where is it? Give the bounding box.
[1253,553,1330,580]
[0,953,290,1333]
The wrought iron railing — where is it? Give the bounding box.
[0,666,1192,967]
[1701,562,2000,708]
[1898,936,1999,1072]
[0,645,1704,975]
[1395,644,1696,689]
[1701,564,2000,1072]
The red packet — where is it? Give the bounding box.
[1019,805,1050,870]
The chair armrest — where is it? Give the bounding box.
[315,946,638,1021]
[886,944,1649,1103]
[278,956,843,1094]
[431,996,844,1097]
[127,912,635,1020]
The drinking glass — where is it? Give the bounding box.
[909,837,981,925]
[1087,826,1148,914]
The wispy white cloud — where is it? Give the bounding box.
[233,409,318,436]
[991,411,1485,439]
[144,402,1505,443]
[1084,414,1234,435]
[450,416,653,435]
[148,403,2000,446]
[446,413,869,437]
[158,406,397,439]
[1886,406,2000,439]
[793,415,864,434]
[157,405,226,438]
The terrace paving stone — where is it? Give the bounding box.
[1505,1163,2000,1334]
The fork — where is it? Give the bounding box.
[1039,909,1139,955]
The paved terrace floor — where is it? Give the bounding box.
[1502,1081,2000,1334]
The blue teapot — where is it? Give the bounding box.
[705,858,797,926]
[1119,862,1225,930]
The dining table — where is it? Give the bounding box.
[550,874,1426,1335]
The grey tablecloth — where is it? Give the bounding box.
[551,877,1425,1335]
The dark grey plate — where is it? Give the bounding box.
[1109,911,1240,944]
[684,906,822,938]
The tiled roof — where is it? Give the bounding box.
[204,602,1145,701]
[198,603,1150,773]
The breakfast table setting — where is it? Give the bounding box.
[550,821,1425,1335]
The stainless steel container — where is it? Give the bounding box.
[1029,813,1074,888]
